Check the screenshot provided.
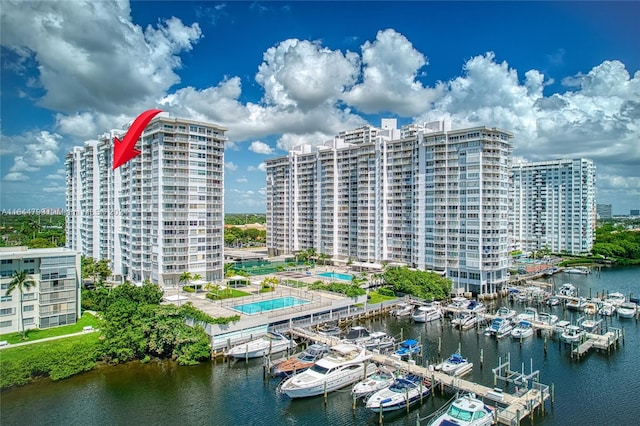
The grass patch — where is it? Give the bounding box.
[1,332,101,388]
[206,288,252,300]
[367,291,397,305]
[0,312,101,345]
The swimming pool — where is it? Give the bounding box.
[316,272,353,281]
[232,296,310,315]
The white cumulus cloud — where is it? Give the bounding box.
[248,141,274,155]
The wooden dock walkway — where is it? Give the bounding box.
[572,329,621,358]
[288,327,550,425]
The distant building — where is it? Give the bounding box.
[65,116,227,286]
[631,209,640,216]
[510,158,596,255]
[597,204,613,219]
[0,246,81,334]
[266,119,513,295]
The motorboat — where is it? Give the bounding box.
[342,326,371,345]
[566,297,586,311]
[561,325,585,343]
[225,331,295,359]
[316,322,341,336]
[365,374,430,412]
[452,312,477,330]
[391,302,414,317]
[546,296,560,306]
[516,307,538,322]
[494,306,517,320]
[604,292,626,307]
[484,317,513,339]
[583,302,598,316]
[428,392,495,426]
[364,331,396,352]
[510,320,534,339]
[412,303,443,323]
[448,296,470,310]
[553,320,571,335]
[466,300,486,314]
[558,283,577,297]
[435,353,473,376]
[598,303,616,316]
[279,344,374,399]
[580,318,601,333]
[351,366,396,399]
[270,343,329,377]
[395,339,421,360]
[565,267,590,274]
[537,312,558,325]
[617,302,637,319]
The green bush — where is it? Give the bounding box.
[182,286,195,293]
[377,287,396,297]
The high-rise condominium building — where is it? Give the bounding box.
[266,120,513,294]
[0,247,81,334]
[510,158,596,255]
[65,116,227,286]
[596,204,612,219]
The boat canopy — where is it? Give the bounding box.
[401,339,418,346]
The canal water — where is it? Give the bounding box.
[1,266,638,426]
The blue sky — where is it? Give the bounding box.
[1,1,639,214]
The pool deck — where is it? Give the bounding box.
[162,266,369,347]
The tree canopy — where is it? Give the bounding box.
[382,267,452,300]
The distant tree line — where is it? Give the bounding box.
[592,224,640,265]
[0,214,65,248]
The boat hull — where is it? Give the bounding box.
[281,363,374,399]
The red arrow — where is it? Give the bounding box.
[113,109,163,169]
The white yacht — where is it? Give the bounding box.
[517,307,538,322]
[412,303,443,323]
[558,283,577,297]
[494,306,517,320]
[279,344,374,399]
[391,302,414,318]
[484,317,513,339]
[365,375,431,412]
[566,297,587,311]
[342,326,371,345]
[617,302,637,319]
[561,325,585,343]
[451,311,477,330]
[537,312,558,325]
[448,296,470,310]
[351,366,395,399]
[511,320,534,339]
[428,393,495,426]
[364,331,395,352]
[225,331,295,359]
[434,353,473,376]
[604,292,626,307]
[598,303,616,316]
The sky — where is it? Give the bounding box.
[1,1,639,215]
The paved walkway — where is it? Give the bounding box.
[0,329,98,350]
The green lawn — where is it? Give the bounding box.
[0,312,101,345]
[367,291,397,305]
[206,288,252,300]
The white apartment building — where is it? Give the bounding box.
[0,247,81,334]
[510,158,596,255]
[65,116,227,286]
[266,120,513,294]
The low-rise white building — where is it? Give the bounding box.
[0,246,82,334]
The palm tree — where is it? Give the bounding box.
[6,270,36,339]
[192,273,202,292]
[178,271,192,293]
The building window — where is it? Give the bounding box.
[23,305,35,312]
[22,317,35,326]
[0,320,12,328]
[0,308,15,316]
[0,295,12,302]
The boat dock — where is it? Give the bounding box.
[288,328,551,425]
[571,329,622,359]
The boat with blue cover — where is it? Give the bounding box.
[395,339,421,360]
[365,374,431,412]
